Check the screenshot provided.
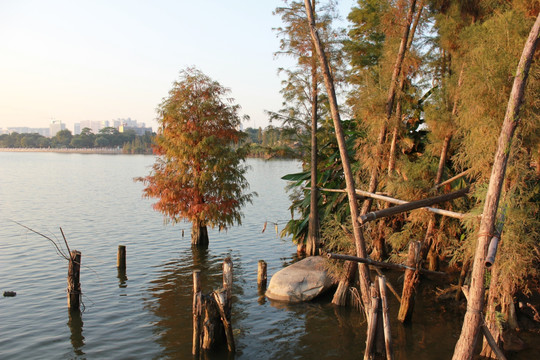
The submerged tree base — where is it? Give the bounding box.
[191,224,209,247]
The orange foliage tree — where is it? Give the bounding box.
[137,68,254,246]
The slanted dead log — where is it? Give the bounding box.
[359,188,469,224]
[213,290,235,353]
[398,242,420,323]
[431,169,471,191]
[328,253,446,277]
[314,187,466,219]
[453,14,540,360]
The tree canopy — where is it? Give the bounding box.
[137,67,254,246]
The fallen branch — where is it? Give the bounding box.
[327,253,447,277]
[431,169,472,191]
[313,187,466,220]
[359,188,469,224]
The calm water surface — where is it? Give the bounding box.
[2,152,531,359]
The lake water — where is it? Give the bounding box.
[1,152,533,359]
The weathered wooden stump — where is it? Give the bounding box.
[67,250,82,311]
[257,260,267,290]
[192,270,202,357]
[192,258,236,355]
[398,241,420,323]
[117,245,126,270]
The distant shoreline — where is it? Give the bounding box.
[0,147,127,154]
[0,147,297,159]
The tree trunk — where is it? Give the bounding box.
[435,63,464,185]
[452,14,540,360]
[307,47,320,257]
[304,0,371,313]
[435,134,452,185]
[480,265,502,359]
[191,219,209,247]
[372,220,387,261]
[332,260,357,306]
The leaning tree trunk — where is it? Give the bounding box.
[452,14,540,360]
[387,0,423,176]
[191,219,209,247]
[306,49,320,257]
[304,0,371,313]
[480,264,502,358]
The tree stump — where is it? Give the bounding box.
[67,250,81,311]
[398,241,420,323]
[117,245,126,270]
[258,260,267,289]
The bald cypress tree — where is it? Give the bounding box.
[137,68,254,246]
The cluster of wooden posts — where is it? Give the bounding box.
[191,258,268,357]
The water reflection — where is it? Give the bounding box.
[67,310,85,357]
[145,246,244,358]
[117,268,128,288]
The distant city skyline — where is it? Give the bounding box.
[0,1,354,133]
[1,117,151,137]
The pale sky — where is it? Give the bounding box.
[0,0,354,133]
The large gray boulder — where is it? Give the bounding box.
[265,256,335,303]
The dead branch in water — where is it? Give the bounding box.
[11,220,70,261]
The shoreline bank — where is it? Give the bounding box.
[0,147,125,154]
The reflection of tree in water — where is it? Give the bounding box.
[67,310,85,357]
[267,297,366,360]
[145,246,245,358]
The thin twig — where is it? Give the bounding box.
[11,220,70,261]
[60,227,73,260]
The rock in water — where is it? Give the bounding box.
[266,256,335,303]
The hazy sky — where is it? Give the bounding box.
[0,0,354,132]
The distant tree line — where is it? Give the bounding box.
[0,127,155,154]
[243,125,301,159]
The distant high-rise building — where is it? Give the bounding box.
[79,120,101,134]
[111,119,122,128]
[6,127,50,136]
[49,121,65,137]
[74,123,81,135]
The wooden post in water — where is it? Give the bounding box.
[379,276,393,360]
[364,282,380,360]
[398,241,420,323]
[192,270,202,357]
[117,245,126,270]
[223,257,233,317]
[257,260,267,290]
[67,250,82,311]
